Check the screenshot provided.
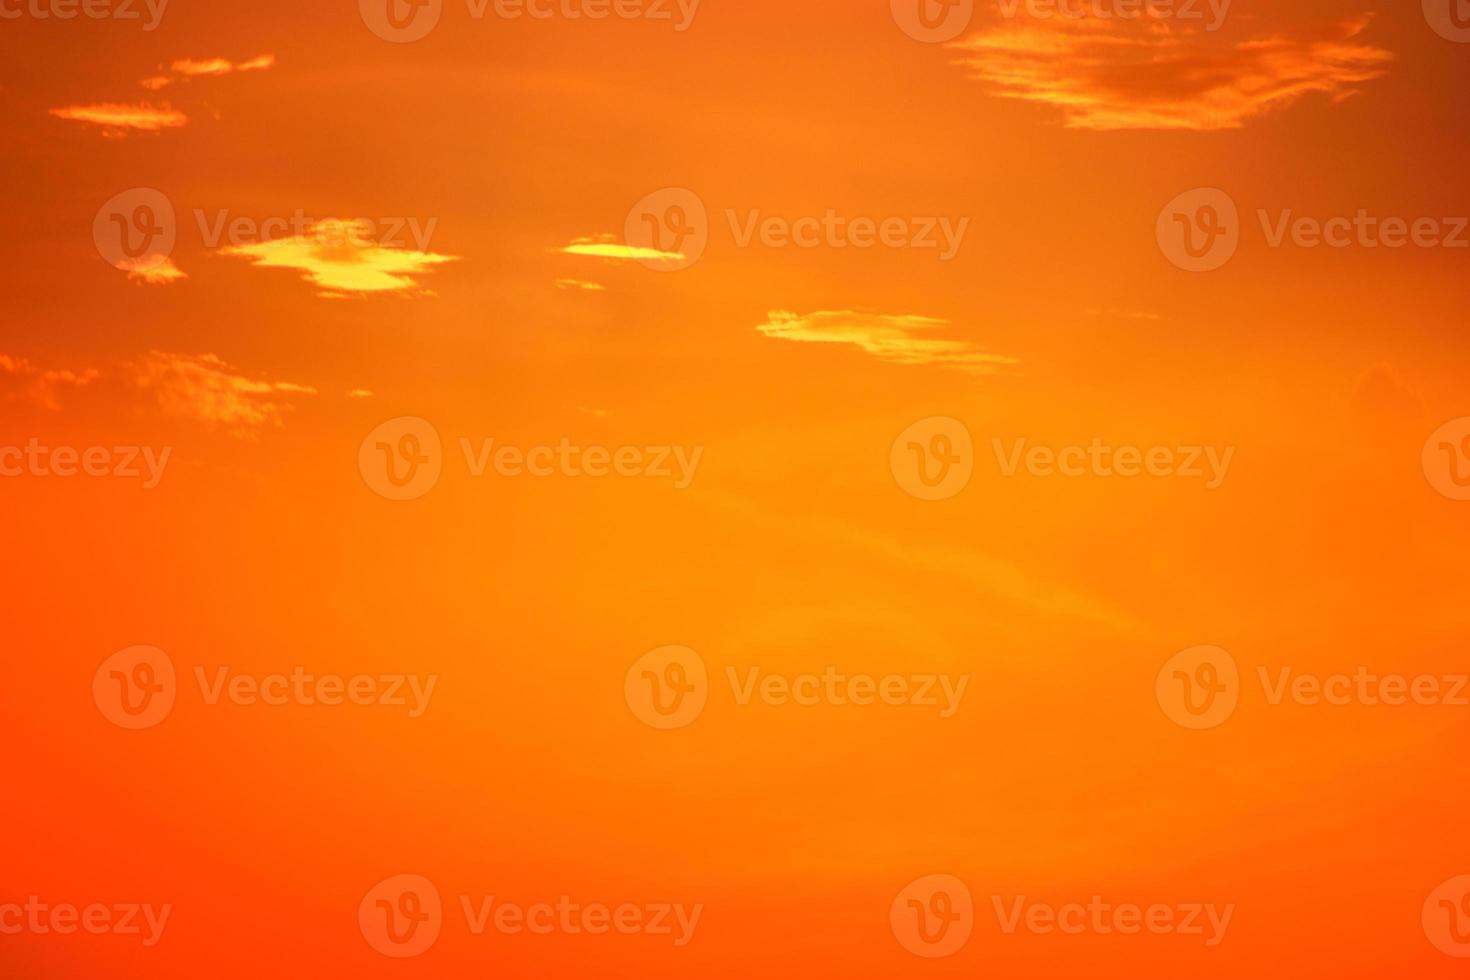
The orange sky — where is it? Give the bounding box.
[3,1,1470,977]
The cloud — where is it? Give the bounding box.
[49,102,187,135]
[145,54,275,88]
[560,234,683,263]
[1,351,340,434]
[556,278,607,291]
[129,352,317,435]
[116,256,188,286]
[757,310,1019,376]
[0,355,100,411]
[347,388,375,399]
[1087,308,1160,320]
[217,219,458,297]
[947,14,1392,130]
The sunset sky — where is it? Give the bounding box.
[3,0,1470,976]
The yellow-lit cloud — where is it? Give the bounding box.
[948,15,1391,130]
[217,219,458,297]
[49,102,188,135]
[757,310,1018,375]
[556,278,607,291]
[146,54,276,88]
[560,234,682,263]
